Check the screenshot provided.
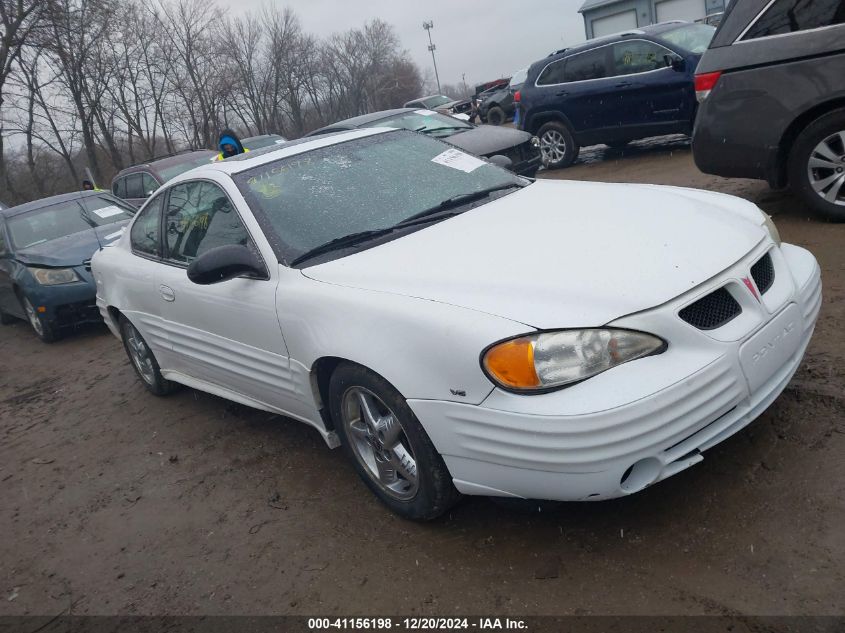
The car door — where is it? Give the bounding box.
[610,40,690,130]
[0,218,23,319]
[155,179,294,410]
[124,192,171,355]
[557,46,619,135]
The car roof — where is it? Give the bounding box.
[169,128,395,182]
[311,108,420,134]
[114,150,217,178]
[407,95,454,103]
[549,21,691,59]
[526,21,698,78]
[0,190,110,218]
[242,134,285,142]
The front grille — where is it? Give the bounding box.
[750,252,775,295]
[679,287,742,330]
[83,259,92,272]
[501,141,537,164]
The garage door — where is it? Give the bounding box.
[591,9,638,38]
[655,0,706,22]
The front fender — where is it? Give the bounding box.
[279,271,530,406]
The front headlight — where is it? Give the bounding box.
[763,213,781,245]
[482,329,666,392]
[31,267,79,285]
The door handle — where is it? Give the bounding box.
[615,81,632,88]
[159,285,175,302]
[555,90,568,97]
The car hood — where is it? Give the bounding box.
[301,180,767,329]
[15,221,129,267]
[444,126,533,157]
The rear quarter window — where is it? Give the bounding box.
[130,194,165,257]
[537,58,567,85]
[743,0,845,39]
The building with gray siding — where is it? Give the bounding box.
[578,0,727,39]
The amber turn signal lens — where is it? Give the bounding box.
[483,338,540,389]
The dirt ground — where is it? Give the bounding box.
[2,138,843,617]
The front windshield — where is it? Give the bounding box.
[234,130,521,263]
[658,24,716,54]
[8,198,132,248]
[362,111,471,138]
[421,95,452,108]
[157,152,217,181]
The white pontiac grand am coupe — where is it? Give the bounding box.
[92,128,821,520]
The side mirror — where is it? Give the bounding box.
[664,55,686,72]
[187,244,265,285]
[488,154,513,170]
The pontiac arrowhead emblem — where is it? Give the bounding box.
[742,277,760,301]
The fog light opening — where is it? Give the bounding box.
[620,457,662,493]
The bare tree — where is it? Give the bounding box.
[0,0,425,204]
[0,0,44,192]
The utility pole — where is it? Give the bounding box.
[422,21,441,94]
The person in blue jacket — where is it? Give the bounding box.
[216,128,249,161]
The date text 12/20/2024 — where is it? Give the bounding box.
[307,618,528,630]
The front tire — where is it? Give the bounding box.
[788,108,845,221]
[486,105,506,126]
[329,363,460,520]
[537,121,579,169]
[119,315,178,396]
[21,295,59,343]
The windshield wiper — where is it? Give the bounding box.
[414,125,469,135]
[394,183,524,228]
[290,228,398,266]
[78,206,97,229]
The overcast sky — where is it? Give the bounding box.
[223,0,588,89]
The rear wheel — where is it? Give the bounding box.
[22,295,59,343]
[486,105,506,126]
[329,363,460,520]
[120,315,178,396]
[788,109,845,221]
[537,121,579,169]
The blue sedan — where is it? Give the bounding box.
[0,191,135,342]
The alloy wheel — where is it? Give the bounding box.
[341,386,419,501]
[124,322,156,386]
[807,130,845,206]
[23,298,44,337]
[540,130,567,166]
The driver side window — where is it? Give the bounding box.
[164,181,250,265]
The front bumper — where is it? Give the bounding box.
[26,266,101,329]
[409,242,821,501]
[512,154,542,178]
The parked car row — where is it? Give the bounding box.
[0,0,831,520]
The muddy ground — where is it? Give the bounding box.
[1,138,843,617]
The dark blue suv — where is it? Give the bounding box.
[518,22,715,169]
